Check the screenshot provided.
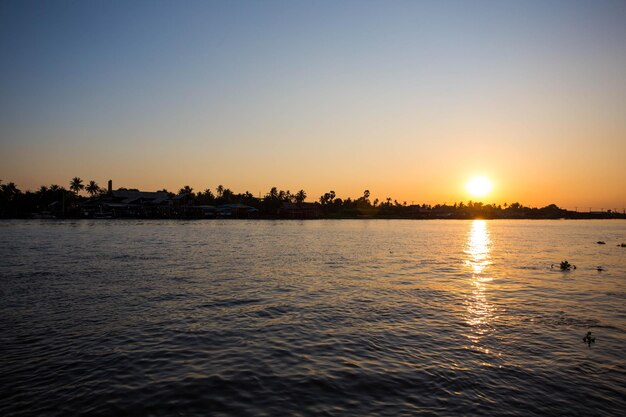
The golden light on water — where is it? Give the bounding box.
[466,220,492,275]
[466,176,493,199]
[464,220,496,351]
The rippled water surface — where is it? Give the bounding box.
[1,220,625,416]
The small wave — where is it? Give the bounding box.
[200,298,263,309]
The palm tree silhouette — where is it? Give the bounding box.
[86,180,100,197]
[295,189,307,203]
[0,182,20,200]
[69,177,84,195]
[178,185,194,195]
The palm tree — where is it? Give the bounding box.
[69,177,84,195]
[197,188,215,205]
[86,180,100,197]
[216,185,224,197]
[295,189,307,203]
[220,188,233,202]
[178,185,194,195]
[203,188,215,199]
[0,182,20,201]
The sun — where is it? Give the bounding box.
[466,176,493,198]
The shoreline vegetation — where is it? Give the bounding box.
[1,178,624,220]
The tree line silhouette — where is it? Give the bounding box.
[1,178,624,219]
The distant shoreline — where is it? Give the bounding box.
[2,181,624,220]
[5,215,626,221]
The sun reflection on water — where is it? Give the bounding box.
[465,220,491,275]
[464,220,497,353]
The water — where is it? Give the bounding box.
[1,219,625,416]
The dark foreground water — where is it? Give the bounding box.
[1,220,625,416]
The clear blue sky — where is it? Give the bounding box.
[1,0,625,208]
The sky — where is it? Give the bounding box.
[1,0,625,209]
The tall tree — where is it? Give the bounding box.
[319,190,335,205]
[179,185,194,195]
[69,177,84,195]
[196,188,215,205]
[295,189,307,203]
[86,180,100,197]
[222,188,234,201]
[0,182,20,200]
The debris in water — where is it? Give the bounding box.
[551,260,576,271]
[583,331,596,346]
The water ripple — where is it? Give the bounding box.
[1,219,625,416]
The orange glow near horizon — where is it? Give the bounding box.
[1,2,626,211]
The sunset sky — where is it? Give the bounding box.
[1,0,625,209]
